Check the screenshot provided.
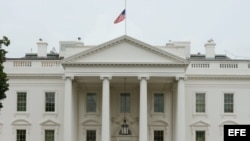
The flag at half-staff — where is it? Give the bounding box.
[114,9,126,24]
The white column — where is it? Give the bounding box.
[63,75,74,141]
[138,76,149,141]
[100,76,112,141]
[175,77,186,141]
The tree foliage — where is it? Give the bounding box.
[0,36,10,108]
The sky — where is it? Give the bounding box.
[1,0,250,59]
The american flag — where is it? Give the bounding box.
[114,9,126,24]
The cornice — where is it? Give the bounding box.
[187,75,250,80]
[7,74,63,79]
[62,62,188,67]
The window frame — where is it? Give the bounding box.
[150,126,167,141]
[86,130,96,141]
[43,91,58,116]
[40,119,60,141]
[45,92,56,112]
[120,92,131,113]
[195,130,206,141]
[86,92,97,113]
[44,129,55,141]
[195,93,206,113]
[16,129,26,141]
[16,92,27,112]
[153,93,165,113]
[190,121,209,141]
[154,130,164,141]
[223,93,234,113]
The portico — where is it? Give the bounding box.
[61,35,188,141]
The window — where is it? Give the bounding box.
[196,93,205,113]
[87,93,96,112]
[17,92,27,112]
[154,93,164,113]
[224,93,234,113]
[196,131,205,141]
[154,130,163,141]
[45,92,55,112]
[16,129,26,141]
[120,93,130,113]
[45,130,54,141]
[86,130,96,141]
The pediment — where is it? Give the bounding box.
[40,119,60,126]
[81,120,100,126]
[11,119,31,126]
[62,35,188,65]
[219,120,238,127]
[190,120,210,127]
[151,120,168,126]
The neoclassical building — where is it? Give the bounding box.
[0,35,250,141]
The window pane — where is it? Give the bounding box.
[87,93,96,112]
[17,130,26,141]
[196,93,205,113]
[154,93,164,113]
[45,130,55,141]
[154,130,163,141]
[120,93,130,113]
[45,92,55,112]
[224,94,233,113]
[87,130,96,141]
[17,92,27,112]
[196,131,205,141]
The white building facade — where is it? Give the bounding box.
[0,35,250,141]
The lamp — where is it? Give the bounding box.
[119,77,131,135]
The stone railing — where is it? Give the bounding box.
[190,62,250,69]
[12,60,61,67]
[13,61,32,67]
[191,63,210,68]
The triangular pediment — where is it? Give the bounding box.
[40,119,60,126]
[190,120,210,127]
[62,35,188,65]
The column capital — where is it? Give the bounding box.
[138,75,150,80]
[63,75,74,80]
[176,76,186,81]
[100,75,112,80]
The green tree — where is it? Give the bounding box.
[0,36,10,108]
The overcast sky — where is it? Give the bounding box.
[1,0,250,59]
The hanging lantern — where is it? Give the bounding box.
[119,120,131,135]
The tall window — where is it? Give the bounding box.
[87,93,96,112]
[120,93,130,113]
[154,93,164,113]
[224,93,234,113]
[45,130,54,141]
[45,92,55,112]
[196,93,205,113]
[154,130,163,141]
[196,131,205,141]
[16,129,26,141]
[87,130,96,141]
[17,92,27,112]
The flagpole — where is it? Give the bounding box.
[125,0,127,35]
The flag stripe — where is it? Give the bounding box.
[114,9,126,24]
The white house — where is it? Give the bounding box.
[0,35,250,141]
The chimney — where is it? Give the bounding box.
[37,38,48,57]
[204,39,215,59]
